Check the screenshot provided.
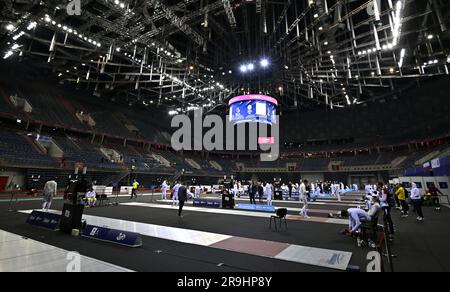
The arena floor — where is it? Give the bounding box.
[0,193,449,272]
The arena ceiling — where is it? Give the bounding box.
[0,0,449,114]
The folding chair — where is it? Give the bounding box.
[269,208,288,231]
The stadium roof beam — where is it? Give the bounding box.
[223,0,237,29]
[144,0,205,46]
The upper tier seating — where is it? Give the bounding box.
[54,137,122,170]
[85,109,135,139]
[0,129,57,167]
[15,87,89,130]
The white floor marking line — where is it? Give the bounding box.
[19,210,232,247]
[0,229,132,272]
[18,210,352,270]
[121,202,348,225]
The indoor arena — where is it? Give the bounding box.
[0,0,450,275]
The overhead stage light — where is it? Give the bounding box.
[6,24,15,31]
[3,50,13,59]
[240,65,248,73]
[260,58,269,68]
[247,63,254,71]
[27,22,37,30]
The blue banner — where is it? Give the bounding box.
[236,204,275,212]
[26,211,61,230]
[283,194,300,201]
[82,225,143,248]
[193,198,221,208]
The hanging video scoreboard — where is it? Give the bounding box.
[228,95,278,126]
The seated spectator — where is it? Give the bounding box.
[340,197,381,246]
[85,188,97,207]
[368,196,382,218]
[427,183,443,211]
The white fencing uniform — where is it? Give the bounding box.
[266,183,273,206]
[161,181,169,200]
[233,183,239,198]
[336,183,342,202]
[347,208,371,233]
[172,183,180,206]
[299,182,309,218]
[194,185,201,198]
[365,191,379,210]
[315,186,321,196]
[238,182,243,196]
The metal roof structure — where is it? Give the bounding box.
[1,0,449,113]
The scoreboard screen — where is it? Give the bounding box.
[228,95,278,125]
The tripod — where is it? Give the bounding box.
[8,192,18,212]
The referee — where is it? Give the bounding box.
[177,182,188,218]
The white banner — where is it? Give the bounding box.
[431,159,441,169]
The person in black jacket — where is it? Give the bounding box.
[250,182,257,205]
[177,182,188,217]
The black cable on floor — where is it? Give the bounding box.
[146,248,258,272]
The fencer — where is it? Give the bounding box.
[299,180,309,218]
[172,182,180,206]
[266,183,273,206]
[161,180,169,200]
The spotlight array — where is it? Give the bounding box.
[239,58,270,73]
[43,15,102,48]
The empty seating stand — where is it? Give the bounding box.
[88,111,135,139]
[0,129,57,167]
[55,137,115,168]
[16,87,87,130]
